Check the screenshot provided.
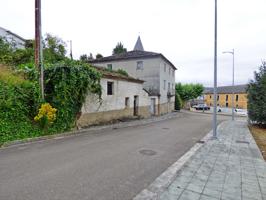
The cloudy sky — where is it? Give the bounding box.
[1,0,265,86]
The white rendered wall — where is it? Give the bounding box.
[93,58,161,94]
[0,27,25,49]
[82,78,150,114]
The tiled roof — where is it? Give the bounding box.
[0,26,26,42]
[92,66,144,84]
[204,84,248,94]
[89,50,177,70]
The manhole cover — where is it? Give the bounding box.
[162,128,169,130]
[139,149,157,156]
[197,140,205,144]
[235,140,250,144]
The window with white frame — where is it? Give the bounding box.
[164,63,166,72]
[107,82,114,95]
[163,80,166,90]
[107,64,112,70]
[136,61,143,70]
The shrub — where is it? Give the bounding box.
[247,62,266,126]
[175,93,182,110]
[117,68,129,76]
[34,103,57,129]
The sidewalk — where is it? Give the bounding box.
[135,120,266,200]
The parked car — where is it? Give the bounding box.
[192,104,210,110]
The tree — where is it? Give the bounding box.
[96,53,103,59]
[43,34,67,64]
[247,61,266,126]
[112,42,127,55]
[175,83,204,102]
[175,93,182,110]
[79,54,88,62]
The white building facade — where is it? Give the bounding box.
[90,37,176,115]
[78,67,151,127]
[0,27,26,49]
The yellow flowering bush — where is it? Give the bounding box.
[34,103,57,129]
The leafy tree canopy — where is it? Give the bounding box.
[247,61,266,126]
[175,83,204,102]
[96,53,103,59]
[112,42,127,55]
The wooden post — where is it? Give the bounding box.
[35,0,44,100]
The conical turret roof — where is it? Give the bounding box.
[133,36,144,51]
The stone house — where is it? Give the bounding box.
[77,67,151,127]
[0,26,26,49]
[90,37,176,115]
[204,85,248,109]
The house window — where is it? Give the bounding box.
[226,102,228,107]
[168,82,170,92]
[217,95,219,101]
[236,94,239,101]
[107,64,112,70]
[226,95,228,101]
[172,70,175,77]
[169,67,171,75]
[163,80,166,90]
[210,95,212,99]
[136,61,143,70]
[164,63,166,72]
[172,83,174,90]
[107,82,113,95]
[125,97,130,108]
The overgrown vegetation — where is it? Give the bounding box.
[0,65,41,144]
[0,35,102,145]
[44,64,101,131]
[247,61,266,126]
[116,68,129,76]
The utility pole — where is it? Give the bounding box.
[212,0,218,139]
[70,40,73,60]
[35,0,44,100]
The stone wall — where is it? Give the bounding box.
[77,106,150,127]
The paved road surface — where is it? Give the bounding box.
[0,112,231,200]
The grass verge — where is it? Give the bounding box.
[249,125,266,160]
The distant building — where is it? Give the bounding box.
[204,85,248,109]
[90,36,176,115]
[78,67,151,127]
[0,26,26,49]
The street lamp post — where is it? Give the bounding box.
[213,0,218,139]
[222,49,235,121]
[67,40,73,60]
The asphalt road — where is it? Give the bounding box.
[0,112,231,200]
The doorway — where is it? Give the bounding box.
[150,98,156,115]
[133,95,139,116]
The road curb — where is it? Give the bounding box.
[133,122,225,200]
[0,112,182,149]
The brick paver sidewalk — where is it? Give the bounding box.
[160,121,266,200]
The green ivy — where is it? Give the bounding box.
[44,64,102,131]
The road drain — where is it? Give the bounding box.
[162,128,169,130]
[235,140,250,144]
[139,149,157,156]
[197,140,205,144]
